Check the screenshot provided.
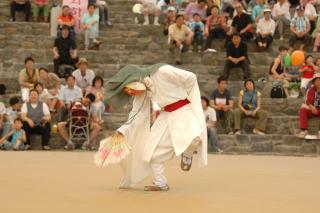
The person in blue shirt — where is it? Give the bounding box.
[251,0,267,23]
[189,13,205,52]
[0,118,26,151]
[81,4,101,50]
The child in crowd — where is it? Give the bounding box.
[86,76,105,123]
[300,55,317,95]
[189,13,205,52]
[163,6,176,35]
[0,118,26,151]
[1,97,22,137]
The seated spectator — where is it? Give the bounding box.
[0,118,26,151]
[72,58,95,93]
[312,17,320,52]
[269,46,291,97]
[201,96,221,153]
[300,55,317,95]
[272,0,291,41]
[204,5,228,51]
[140,0,161,25]
[81,4,101,51]
[18,57,39,102]
[184,0,207,22]
[223,33,251,80]
[32,0,49,22]
[89,0,112,27]
[21,89,51,150]
[227,3,253,43]
[34,82,50,107]
[38,67,61,112]
[86,76,105,121]
[10,0,31,22]
[2,97,22,137]
[300,0,317,34]
[190,13,205,52]
[57,5,75,39]
[251,0,267,23]
[255,8,275,49]
[298,75,320,138]
[163,6,176,35]
[289,6,311,52]
[210,76,234,134]
[57,75,83,122]
[168,14,193,65]
[0,101,5,137]
[57,93,102,150]
[234,79,268,135]
[53,25,78,77]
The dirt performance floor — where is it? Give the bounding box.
[0,152,319,213]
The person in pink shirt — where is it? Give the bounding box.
[184,0,207,22]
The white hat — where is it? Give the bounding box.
[132,4,143,14]
[167,6,176,12]
[263,8,272,13]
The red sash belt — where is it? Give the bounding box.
[164,99,190,112]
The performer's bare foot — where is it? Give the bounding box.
[144,185,170,191]
[181,154,193,171]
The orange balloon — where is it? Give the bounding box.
[291,50,305,66]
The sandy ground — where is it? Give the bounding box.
[0,152,319,213]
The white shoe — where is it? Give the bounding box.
[143,21,149,25]
[280,36,284,41]
[154,21,160,26]
[134,17,138,24]
[297,130,307,138]
[235,130,241,135]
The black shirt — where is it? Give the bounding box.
[231,13,252,33]
[226,41,248,59]
[210,89,232,106]
[54,36,77,58]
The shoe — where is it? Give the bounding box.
[143,21,149,25]
[253,128,265,135]
[64,141,75,150]
[24,144,31,150]
[43,145,51,150]
[153,21,160,26]
[106,21,112,27]
[144,184,170,191]
[134,17,139,24]
[82,141,90,150]
[235,130,241,135]
[297,130,307,138]
[180,154,192,171]
[228,131,234,135]
[179,44,184,51]
[280,36,284,41]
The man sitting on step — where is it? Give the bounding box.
[10,0,31,22]
[141,0,161,25]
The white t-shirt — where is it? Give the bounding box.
[72,69,95,89]
[256,18,276,35]
[59,85,83,104]
[21,102,50,116]
[272,2,291,20]
[203,107,216,123]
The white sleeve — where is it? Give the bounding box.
[59,87,65,100]
[211,108,217,122]
[0,103,5,115]
[42,103,50,116]
[21,103,28,114]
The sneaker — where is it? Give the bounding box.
[235,130,241,135]
[134,17,139,24]
[297,130,307,138]
[43,145,51,150]
[180,154,193,171]
[106,21,112,27]
[24,144,31,150]
[64,141,75,150]
[228,131,234,135]
[153,21,160,26]
[253,128,265,135]
[179,44,184,51]
[280,36,284,41]
[82,141,90,150]
[143,21,149,25]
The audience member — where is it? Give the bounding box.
[0,118,26,151]
[255,8,275,49]
[57,5,75,39]
[10,0,31,22]
[163,6,176,35]
[32,0,50,22]
[53,25,78,77]
[234,79,268,135]
[251,0,267,23]
[168,14,193,65]
[190,13,205,52]
[289,6,311,51]
[300,55,317,95]
[272,0,291,40]
[57,93,102,150]
[204,5,227,50]
[269,46,291,97]
[21,89,51,150]
[18,57,39,102]
[312,17,320,52]
[224,33,251,80]
[81,4,101,51]
[2,97,22,137]
[89,0,112,27]
[34,82,50,107]
[185,0,207,22]
[72,58,95,93]
[141,0,161,25]
[0,101,5,137]
[86,76,105,121]
[300,0,317,34]
[57,75,83,122]
[298,75,320,138]
[210,76,234,134]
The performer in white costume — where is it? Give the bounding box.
[105,63,207,191]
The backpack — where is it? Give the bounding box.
[270,81,286,98]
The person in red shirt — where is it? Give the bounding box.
[298,74,320,138]
[57,5,75,39]
[300,55,317,95]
